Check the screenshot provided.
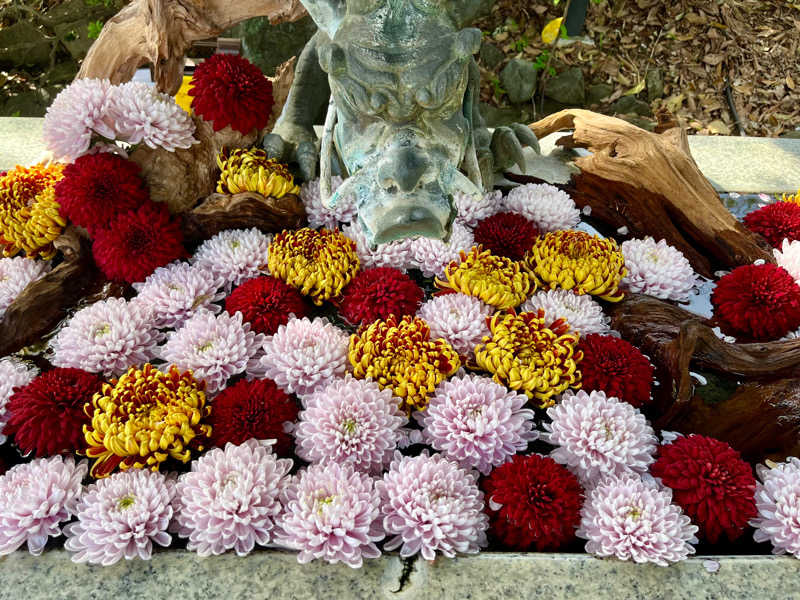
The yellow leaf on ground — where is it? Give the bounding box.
[542,17,564,44]
[707,120,731,135]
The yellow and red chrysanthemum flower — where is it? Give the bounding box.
[217,148,299,199]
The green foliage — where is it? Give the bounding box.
[513,36,529,52]
[85,0,115,7]
[490,77,506,99]
[87,20,103,39]
[531,50,556,76]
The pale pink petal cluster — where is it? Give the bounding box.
[159,309,263,394]
[542,390,657,486]
[417,293,493,358]
[502,183,580,232]
[276,461,384,568]
[0,257,50,319]
[300,176,357,230]
[416,374,537,475]
[454,189,503,228]
[377,452,488,560]
[0,456,87,556]
[750,458,800,557]
[341,221,416,271]
[520,289,610,335]
[294,376,407,474]
[50,297,163,376]
[774,239,800,284]
[621,237,698,301]
[577,474,698,566]
[0,357,38,444]
[173,440,292,557]
[408,221,475,278]
[64,470,175,566]
[191,228,272,287]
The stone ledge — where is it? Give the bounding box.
[0,550,795,600]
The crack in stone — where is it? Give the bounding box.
[391,555,419,594]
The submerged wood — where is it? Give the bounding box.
[528,109,774,278]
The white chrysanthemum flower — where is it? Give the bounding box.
[0,257,50,319]
[750,458,800,558]
[520,289,611,335]
[417,293,493,357]
[454,190,503,228]
[191,228,272,287]
[774,239,800,284]
[300,176,357,230]
[502,183,580,232]
[408,221,475,278]
[621,237,698,301]
[341,221,416,271]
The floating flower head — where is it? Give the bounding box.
[454,189,503,228]
[621,237,698,301]
[578,334,654,408]
[774,239,800,284]
[473,310,582,408]
[174,439,292,557]
[268,227,359,305]
[349,315,461,412]
[191,228,271,287]
[417,374,537,475]
[189,53,273,134]
[378,452,488,560]
[341,220,416,271]
[416,293,494,359]
[0,256,49,318]
[743,202,800,248]
[225,275,309,335]
[577,474,698,566]
[711,263,800,341]
[543,390,657,486]
[300,176,356,230]
[50,297,162,376]
[436,246,532,310]
[0,357,37,445]
[252,316,349,398]
[482,454,583,551]
[0,456,87,556]
[276,461,384,568]
[502,183,580,232]
[64,469,175,566]
[217,149,299,198]
[751,457,800,557]
[339,267,423,326]
[473,212,539,261]
[159,309,263,395]
[0,163,66,259]
[408,221,475,278]
[651,434,756,544]
[294,376,406,474]
[83,364,211,478]
[526,230,627,302]
[520,288,610,335]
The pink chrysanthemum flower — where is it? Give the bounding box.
[408,222,475,278]
[751,458,800,557]
[0,357,38,445]
[377,452,488,560]
[0,455,87,556]
[174,439,292,557]
[341,221,416,271]
[50,297,163,376]
[132,261,226,329]
[621,237,698,302]
[64,470,175,566]
[416,374,537,475]
[107,81,197,151]
[774,239,800,285]
[520,288,611,335]
[455,189,504,228]
[416,293,494,358]
[42,78,116,162]
[249,316,349,399]
[0,257,50,319]
[276,461,384,568]
[159,309,263,394]
[191,228,272,288]
[294,376,406,474]
[502,183,580,232]
[577,474,698,566]
[300,176,357,230]
[542,390,657,486]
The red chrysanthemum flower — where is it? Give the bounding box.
[3,367,104,457]
[651,435,756,544]
[743,202,800,248]
[207,378,298,456]
[711,263,800,341]
[225,276,309,335]
[339,267,424,326]
[54,153,149,235]
[473,212,539,261]
[482,454,583,551]
[92,201,186,284]
[188,54,274,134]
[577,333,653,408]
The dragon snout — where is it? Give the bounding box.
[377,146,431,194]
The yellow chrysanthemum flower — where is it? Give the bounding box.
[0,163,66,259]
[268,227,360,305]
[474,310,582,408]
[83,364,211,478]
[780,189,800,205]
[349,315,461,412]
[525,230,627,302]
[216,148,299,198]
[435,246,533,309]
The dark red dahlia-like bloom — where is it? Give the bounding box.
[577,333,653,408]
[651,435,756,544]
[3,367,104,457]
[482,454,583,551]
[92,201,186,284]
[473,212,539,261]
[189,54,274,134]
[54,153,149,234]
[339,267,424,326]
[711,263,800,341]
[208,378,298,456]
[743,202,800,248]
[225,276,309,335]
